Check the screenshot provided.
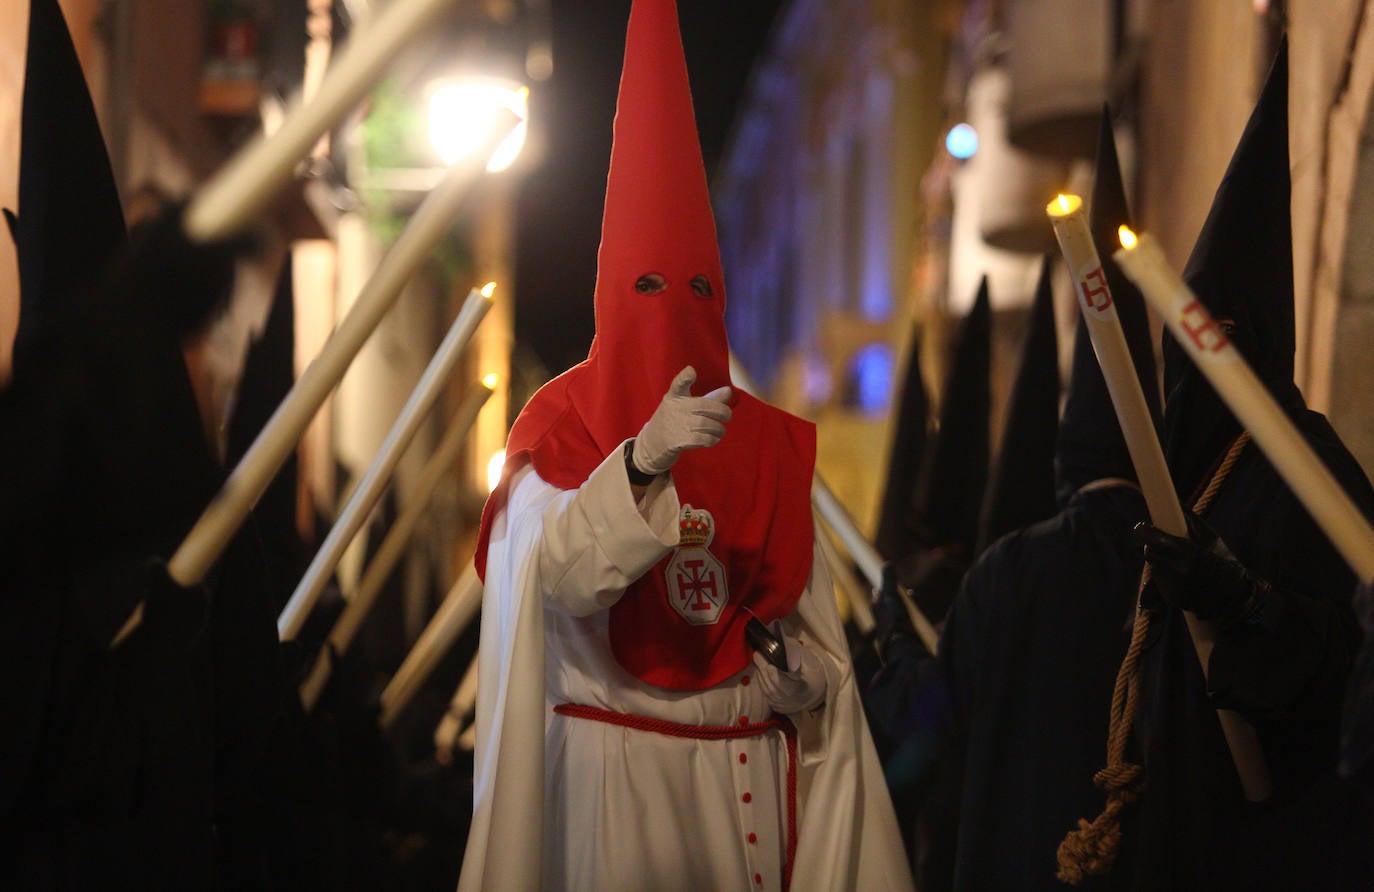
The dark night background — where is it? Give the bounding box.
[513,1,784,377]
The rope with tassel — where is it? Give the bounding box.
[1055,432,1251,884]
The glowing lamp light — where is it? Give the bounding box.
[482,372,499,390]
[486,450,507,493]
[429,78,529,172]
[480,280,497,299]
[945,123,978,160]
[1118,225,1138,250]
[1047,193,1083,218]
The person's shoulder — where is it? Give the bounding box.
[977,510,1073,569]
[1293,407,1374,509]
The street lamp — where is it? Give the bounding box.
[428,76,529,172]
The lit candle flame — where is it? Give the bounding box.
[482,372,499,390]
[1118,225,1138,250]
[1046,193,1082,217]
[480,281,497,299]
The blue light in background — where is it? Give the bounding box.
[850,343,895,416]
[945,123,978,160]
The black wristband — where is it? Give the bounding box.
[624,440,658,486]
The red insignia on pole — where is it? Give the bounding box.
[1080,266,1114,312]
[1179,300,1230,352]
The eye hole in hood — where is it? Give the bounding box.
[635,272,667,295]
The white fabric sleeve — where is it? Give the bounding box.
[511,440,680,617]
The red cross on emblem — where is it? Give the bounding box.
[676,558,719,611]
[667,505,728,625]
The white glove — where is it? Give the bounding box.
[752,637,827,714]
[632,365,733,476]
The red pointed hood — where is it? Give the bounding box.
[575,0,732,448]
[476,0,815,691]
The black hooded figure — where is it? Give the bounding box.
[875,320,931,563]
[890,279,992,624]
[0,2,251,884]
[864,279,992,711]
[0,0,129,836]
[976,255,1061,555]
[3,0,126,381]
[1120,41,1374,890]
[224,253,306,618]
[936,109,1160,891]
[860,281,990,889]
[862,289,985,680]
[915,280,992,563]
[1,210,239,886]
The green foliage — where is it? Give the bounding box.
[360,80,422,171]
[358,80,474,288]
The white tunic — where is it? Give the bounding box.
[459,442,913,891]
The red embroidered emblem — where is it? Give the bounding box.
[666,505,728,625]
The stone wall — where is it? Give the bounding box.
[1290,2,1374,474]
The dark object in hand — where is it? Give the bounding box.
[1133,513,1273,624]
[745,617,789,671]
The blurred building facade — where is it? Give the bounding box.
[715,0,1374,538]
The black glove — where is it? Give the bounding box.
[75,555,208,650]
[872,561,928,666]
[1133,514,1273,624]
[135,558,212,651]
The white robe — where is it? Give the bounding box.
[459,442,913,891]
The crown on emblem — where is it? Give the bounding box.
[678,504,714,547]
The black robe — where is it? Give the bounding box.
[1118,413,1374,891]
[940,485,1146,890]
[0,212,271,888]
[1123,39,1374,891]
[1,321,220,888]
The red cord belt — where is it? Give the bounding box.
[553,703,799,891]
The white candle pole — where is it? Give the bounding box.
[101,144,508,650]
[434,650,482,762]
[1047,196,1184,535]
[1116,230,1374,584]
[816,528,875,635]
[298,377,495,710]
[726,353,940,653]
[810,476,884,591]
[1049,198,1272,802]
[279,286,495,640]
[164,130,510,608]
[183,0,469,243]
[379,562,484,729]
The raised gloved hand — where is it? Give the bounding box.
[752,633,827,714]
[1133,513,1274,624]
[632,365,733,476]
